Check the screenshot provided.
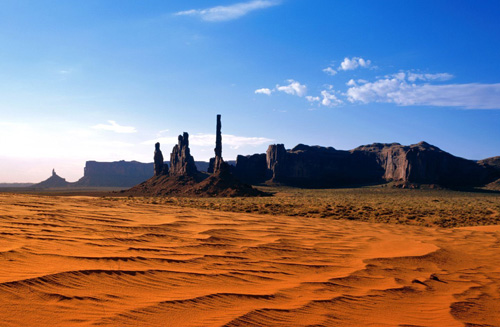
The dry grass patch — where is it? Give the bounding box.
[115,186,500,228]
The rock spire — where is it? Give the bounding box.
[169,132,198,177]
[213,114,225,173]
[154,142,167,176]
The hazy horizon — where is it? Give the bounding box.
[1,0,500,183]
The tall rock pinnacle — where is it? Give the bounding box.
[154,142,168,176]
[213,114,225,173]
[215,114,222,159]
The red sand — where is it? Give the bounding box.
[0,193,499,326]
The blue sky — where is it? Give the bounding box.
[1,0,500,182]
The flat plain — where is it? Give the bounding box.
[0,188,499,326]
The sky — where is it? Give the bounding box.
[1,0,500,183]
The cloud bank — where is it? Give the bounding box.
[346,73,500,109]
[255,57,500,110]
[175,0,280,22]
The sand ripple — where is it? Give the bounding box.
[0,194,499,326]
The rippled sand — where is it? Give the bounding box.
[0,193,499,326]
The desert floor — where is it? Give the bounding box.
[0,193,499,326]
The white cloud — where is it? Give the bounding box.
[255,88,272,95]
[306,95,320,102]
[276,79,307,97]
[407,72,454,82]
[323,66,337,76]
[92,120,137,134]
[346,75,500,109]
[320,90,343,107]
[339,57,372,71]
[175,0,280,22]
[346,79,357,86]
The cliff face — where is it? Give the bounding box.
[352,142,488,186]
[234,153,268,184]
[75,161,154,187]
[263,144,383,187]
[235,142,492,188]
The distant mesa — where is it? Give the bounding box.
[126,114,265,197]
[33,169,69,188]
[74,161,154,187]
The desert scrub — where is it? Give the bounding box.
[117,186,500,228]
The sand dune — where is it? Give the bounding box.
[0,194,499,326]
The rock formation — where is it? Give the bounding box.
[169,132,198,177]
[234,141,494,188]
[234,153,267,184]
[352,142,488,187]
[188,114,265,197]
[33,169,70,188]
[213,114,224,172]
[154,142,167,176]
[126,116,266,197]
[262,144,383,187]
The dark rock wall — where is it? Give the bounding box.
[266,144,383,187]
[235,142,492,188]
[234,153,267,184]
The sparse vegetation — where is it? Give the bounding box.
[115,186,500,228]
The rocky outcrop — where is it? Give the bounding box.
[33,169,70,188]
[235,141,494,188]
[169,132,198,177]
[127,116,266,197]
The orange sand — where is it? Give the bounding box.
[0,193,499,326]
